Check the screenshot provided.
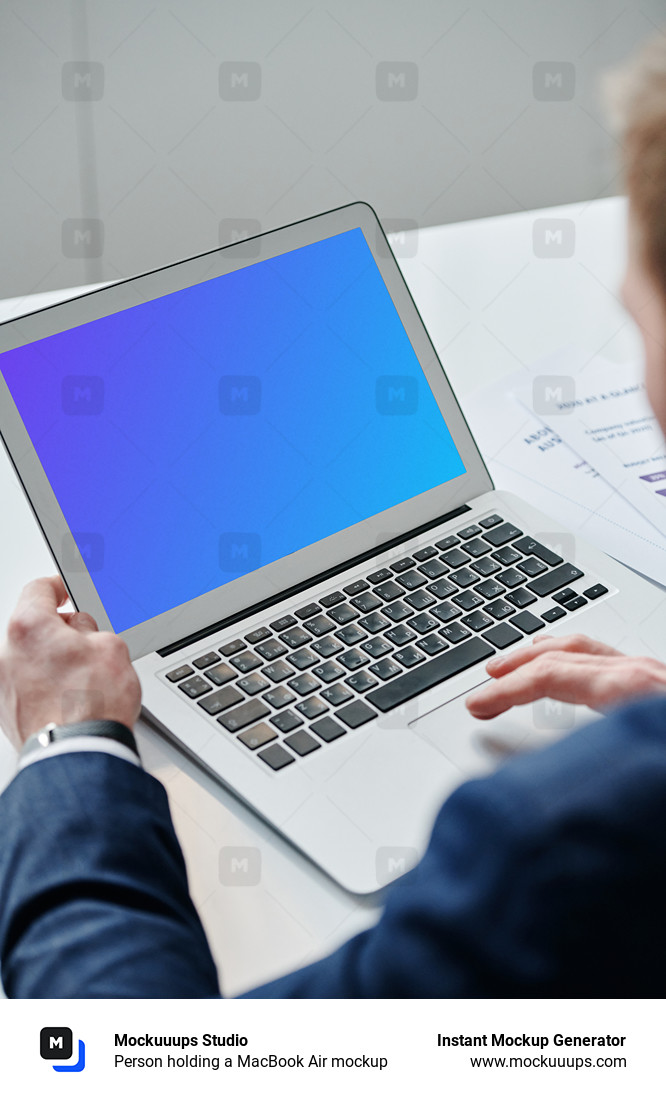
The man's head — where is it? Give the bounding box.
[607,34,666,432]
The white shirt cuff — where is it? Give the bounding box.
[17,736,141,773]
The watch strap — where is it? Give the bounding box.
[20,720,139,763]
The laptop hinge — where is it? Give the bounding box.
[157,503,472,658]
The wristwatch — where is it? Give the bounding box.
[20,720,139,763]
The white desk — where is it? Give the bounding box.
[0,196,643,995]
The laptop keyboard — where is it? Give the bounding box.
[163,514,609,772]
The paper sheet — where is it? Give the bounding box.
[460,365,666,587]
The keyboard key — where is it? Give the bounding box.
[345,670,378,692]
[453,590,483,611]
[359,611,390,633]
[397,569,427,591]
[506,587,537,608]
[314,660,345,683]
[434,534,460,551]
[295,696,328,719]
[367,636,494,712]
[319,591,345,608]
[305,614,335,637]
[482,522,523,547]
[290,673,320,695]
[263,685,296,708]
[496,568,524,588]
[270,709,303,733]
[433,601,460,624]
[328,603,359,625]
[482,623,522,649]
[440,548,470,568]
[321,683,354,706]
[542,606,567,622]
[258,743,295,770]
[238,722,277,750]
[361,637,393,658]
[205,662,239,687]
[509,611,545,635]
[394,645,425,668]
[369,657,402,680]
[218,698,270,731]
[479,513,503,528]
[413,545,437,561]
[471,556,501,577]
[179,676,212,699]
[552,587,578,605]
[517,556,547,577]
[474,579,505,600]
[457,524,482,539]
[418,558,449,579]
[427,578,458,599]
[409,612,439,634]
[439,622,472,644]
[166,664,194,683]
[220,639,245,656]
[461,610,494,631]
[383,600,414,622]
[263,659,294,683]
[527,563,584,597]
[405,589,436,610]
[375,579,405,602]
[385,624,417,646]
[282,626,312,648]
[463,537,489,558]
[391,557,415,573]
[344,579,369,596]
[417,634,448,655]
[269,614,297,632]
[338,647,369,670]
[449,568,477,587]
[485,598,515,620]
[193,651,220,670]
[492,545,522,566]
[287,647,319,670]
[311,636,344,658]
[367,567,392,584]
[311,716,347,743]
[255,638,288,661]
[295,602,321,620]
[351,591,382,613]
[583,583,608,600]
[564,595,587,610]
[284,729,321,756]
[245,626,271,645]
[336,624,367,646]
[237,672,270,695]
[337,700,376,728]
[229,650,263,673]
[198,686,244,715]
[512,537,563,567]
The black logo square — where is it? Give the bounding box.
[40,1027,73,1060]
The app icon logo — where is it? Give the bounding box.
[40,1027,86,1072]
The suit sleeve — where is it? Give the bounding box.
[0,751,220,998]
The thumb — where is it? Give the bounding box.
[62,611,99,633]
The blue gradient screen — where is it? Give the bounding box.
[0,228,465,631]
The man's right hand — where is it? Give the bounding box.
[0,576,141,751]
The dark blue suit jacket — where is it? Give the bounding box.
[2,697,666,998]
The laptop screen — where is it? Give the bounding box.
[0,227,465,632]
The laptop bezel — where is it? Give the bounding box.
[0,201,493,659]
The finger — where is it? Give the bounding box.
[12,576,69,628]
[485,634,621,678]
[60,610,99,633]
[466,653,622,719]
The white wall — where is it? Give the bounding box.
[1,0,664,299]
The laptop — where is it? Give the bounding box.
[0,202,659,893]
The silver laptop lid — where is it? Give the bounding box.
[0,202,492,659]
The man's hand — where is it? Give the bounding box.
[466,633,666,720]
[0,576,141,750]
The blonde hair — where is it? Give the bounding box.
[605,33,666,296]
